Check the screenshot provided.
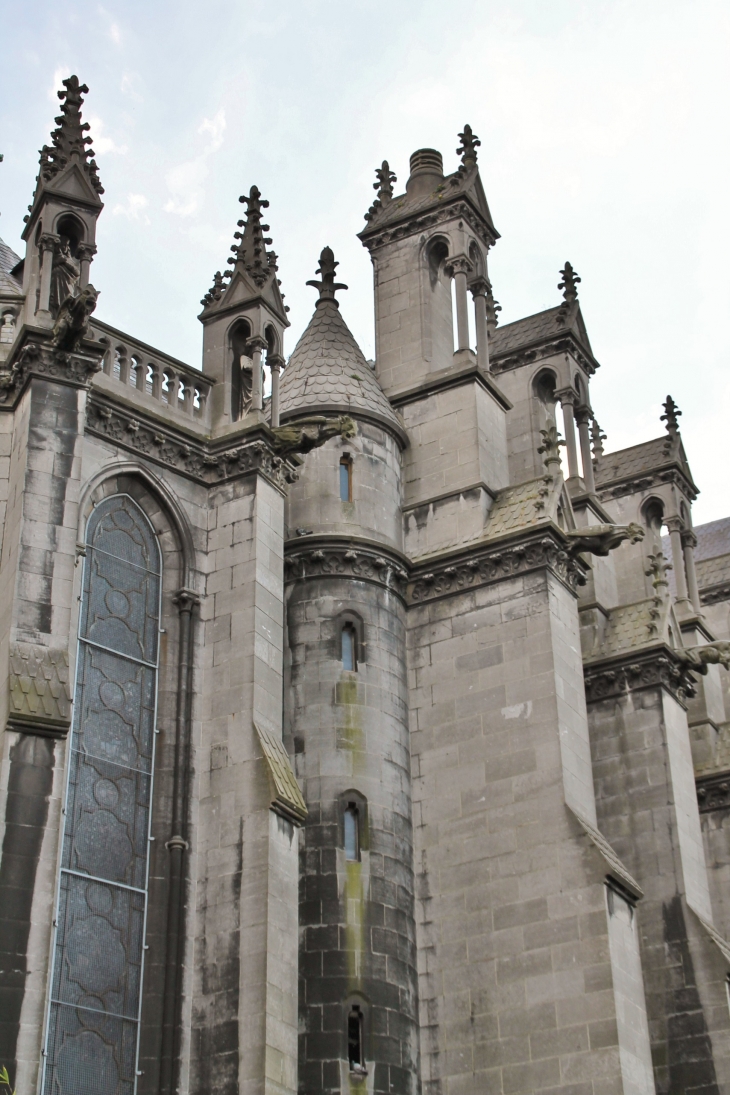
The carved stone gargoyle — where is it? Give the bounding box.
[271,415,356,456]
[565,522,645,557]
[52,283,98,353]
[678,640,730,675]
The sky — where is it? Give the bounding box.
[1,0,728,522]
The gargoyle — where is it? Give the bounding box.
[271,415,356,456]
[565,522,645,557]
[52,284,98,353]
[679,641,730,674]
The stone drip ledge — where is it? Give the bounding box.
[568,806,643,902]
[7,641,72,738]
[255,723,307,826]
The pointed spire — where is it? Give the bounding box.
[660,395,682,436]
[457,124,481,170]
[590,418,607,460]
[37,76,103,196]
[306,247,348,308]
[226,185,279,289]
[374,161,396,204]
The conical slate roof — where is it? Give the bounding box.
[279,297,405,441]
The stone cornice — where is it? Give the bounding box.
[696,772,730,813]
[86,392,299,493]
[408,527,588,605]
[596,465,698,503]
[489,331,600,378]
[583,647,697,706]
[0,328,103,406]
[359,197,498,252]
[700,582,730,607]
[284,536,409,602]
[387,359,512,413]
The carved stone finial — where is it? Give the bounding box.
[486,281,502,335]
[306,247,348,308]
[558,262,581,304]
[537,426,566,471]
[52,284,98,352]
[373,161,397,204]
[645,549,672,594]
[660,395,682,436]
[590,418,606,460]
[38,75,103,196]
[457,124,481,169]
[271,415,356,456]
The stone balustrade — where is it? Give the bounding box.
[90,319,214,426]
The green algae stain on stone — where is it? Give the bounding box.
[345,858,364,988]
[335,675,365,774]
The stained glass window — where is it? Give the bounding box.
[43,495,161,1095]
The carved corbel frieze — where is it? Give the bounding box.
[85,395,300,491]
[285,540,408,601]
[0,335,103,404]
[583,650,697,706]
[696,773,730,813]
[408,532,587,605]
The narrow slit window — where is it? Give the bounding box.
[348,1006,365,1073]
[341,624,357,671]
[344,804,359,861]
[339,455,352,502]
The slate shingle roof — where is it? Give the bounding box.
[360,165,497,238]
[279,299,404,437]
[595,599,663,657]
[696,554,730,589]
[490,305,594,360]
[693,517,730,562]
[0,238,21,277]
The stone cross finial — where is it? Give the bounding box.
[537,426,566,471]
[660,395,682,435]
[374,161,397,204]
[306,247,348,308]
[645,550,672,594]
[590,419,606,460]
[37,75,103,196]
[457,125,481,168]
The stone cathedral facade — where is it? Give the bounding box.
[1,74,730,1095]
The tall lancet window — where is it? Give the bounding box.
[43,495,161,1095]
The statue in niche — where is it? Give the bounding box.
[236,353,254,418]
[49,237,80,316]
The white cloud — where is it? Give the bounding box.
[198,110,226,150]
[163,111,227,218]
[112,193,149,222]
[48,66,69,103]
[87,115,127,156]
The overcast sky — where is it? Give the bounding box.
[1,0,728,522]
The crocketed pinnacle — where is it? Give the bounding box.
[556,262,581,325]
[279,295,403,436]
[37,76,103,196]
[661,395,682,436]
[227,185,279,288]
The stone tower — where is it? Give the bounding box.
[0,77,729,1095]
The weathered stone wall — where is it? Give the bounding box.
[408,568,635,1095]
[286,573,417,1095]
[589,684,730,1094]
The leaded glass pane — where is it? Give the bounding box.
[44,496,161,1095]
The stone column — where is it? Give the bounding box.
[666,516,691,609]
[76,243,97,289]
[575,403,595,492]
[268,354,283,428]
[249,336,267,413]
[446,256,472,352]
[36,234,58,317]
[470,277,490,371]
[556,387,580,478]
[681,528,702,614]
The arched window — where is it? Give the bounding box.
[347,1005,366,1074]
[43,495,161,1095]
[339,454,353,502]
[344,803,360,861]
[341,624,357,671]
